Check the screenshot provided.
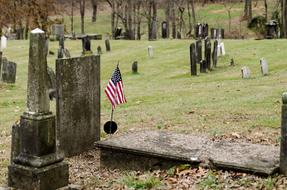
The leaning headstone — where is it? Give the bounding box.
[132,61,138,74]
[260,58,268,76]
[105,39,111,52]
[205,39,212,71]
[148,45,153,58]
[56,55,100,156]
[241,66,251,79]
[97,46,102,55]
[162,21,168,39]
[1,35,7,51]
[212,40,218,68]
[196,40,202,64]
[8,28,69,190]
[1,60,16,83]
[190,43,197,76]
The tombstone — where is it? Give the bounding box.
[200,60,207,73]
[280,92,287,175]
[203,23,209,38]
[212,40,218,68]
[0,51,2,75]
[56,55,100,156]
[97,46,102,55]
[114,27,122,39]
[220,42,226,56]
[52,24,65,40]
[195,23,203,39]
[230,58,235,66]
[217,43,221,57]
[162,21,168,39]
[190,43,197,76]
[260,58,268,76]
[148,45,153,58]
[196,40,202,64]
[132,61,138,73]
[241,66,251,79]
[1,60,17,83]
[105,39,111,52]
[211,28,216,39]
[220,28,225,39]
[205,38,212,71]
[8,28,69,190]
[82,36,92,55]
[1,35,7,51]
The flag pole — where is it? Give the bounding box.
[110,106,114,134]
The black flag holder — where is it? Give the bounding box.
[104,107,118,134]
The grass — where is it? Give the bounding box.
[120,172,162,189]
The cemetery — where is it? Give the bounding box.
[1,0,287,189]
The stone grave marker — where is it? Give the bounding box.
[280,92,287,175]
[105,39,111,52]
[241,66,251,79]
[56,55,100,156]
[8,28,69,190]
[0,51,2,75]
[212,40,218,68]
[162,21,168,39]
[57,35,70,59]
[190,43,197,76]
[230,58,235,66]
[82,36,92,55]
[148,45,153,58]
[52,24,64,40]
[1,35,7,51]
[200,60,207,73]
[1,60,16,83]
[260,58,268,76]
[203,23,209,38]
[220,42,226,56]
[217,42,221,56]
[196,40,202,64]
[97,46,102,55]
[211,28,216,39]
[132,61,138,73]
[205,38,212,71]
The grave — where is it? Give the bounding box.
[1,60,17,83]
[1,35,7,51]
[148,45,154,58]
[220,42,226,56]
[196,40,202,64]
[97,46,102,55]
[212,40,218,68]
[204,38,212,71]
[241,66,251,79]
[0,52,2,75]
[105,39,111,52]
[81,36,92,55]
[56,55,100,156]
[132,61,138,74]
[52,24,64,40]
[260,58,268,76]
[96,130,279,175]
[8,28,69,190]
[190,43,197,76]
[162,21,168,39]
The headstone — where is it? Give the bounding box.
[190,43,197,76]
[217,42,221,56]
[105,39,111,52]
[230,58,235,66]
[114,27,122,39]
[132,61,138,73]
[212,40,218,68]
[52,24,65,40]
[220,42,226,56]
[200,60,207,73]
[1,35,7,51]
[241,66,251,79]
[211,28,216,39]
[97,46,102,55]
[56,55,100,156]
[148,45,153,58]
[221,28,225,39]
[196,40,202,64]
[260,58,268,76]
[82,36,92,55]
[1,60,16,83]
[205,38,212,71]
[280,92,287,175]
[203,23,209,38]
[0,51,2,75]
[8,28,69,190]
[162,21,168,39]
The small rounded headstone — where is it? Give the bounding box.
[132,61,138,73]
[104,121,118,134]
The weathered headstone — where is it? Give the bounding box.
[57,36,70,59]
[105,39,111,52]
[203,23,209,38]
[190,43,197,76]
[200,60,207,73]
[132,61,138,73]
[220,42,226,56]
[211,28,216,39]
[205,38,212,71]
[52,24,65,40]
[1,35,7,51]
[56,55,100,156]
[8,28,69,190]
[241,66,251,79]
[82,36,92,55]
[217,43,221,57]
[280,92,287,175]
[162,21,168,39]
[1,60,16,83]
[260,58,268,76]
[97,46,102,55]
[0,51,2,76]
[212,40,218,68]
[148,45,153,58]
[196,40,202,64]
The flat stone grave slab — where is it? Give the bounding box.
[96,130,279,175]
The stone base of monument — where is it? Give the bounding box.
[8,162,68,190]
[96,131,279,175]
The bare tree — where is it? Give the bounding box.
[91,0,98,22]
[282,0,287,37]
[79,0,86,34]
[244,0,252,23]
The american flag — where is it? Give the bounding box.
[105,66,127,109]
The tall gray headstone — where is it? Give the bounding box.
[260,58,268,76]
[205,39,212,71]
[105,39,111,52]
[1,61,17,83]
[56,55,100,156]
[196,40,202,64]
[280,92,287,175]
[8,28,69,190]
[190,43,197,76]
[148,45,154,58]
[212,40,218,68]
[241,66,251,79]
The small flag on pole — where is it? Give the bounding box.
[105,65,127,109]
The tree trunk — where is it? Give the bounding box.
[264,0,268,20]
[228,9,231,32]
[79,0,86,34]
[282,0,287,38]
[165,0,171,38]
[91,0,98,22]
[171,0,176,38]
[136,1,141,40]
[244,0,252,23]
[71,0,74,34]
